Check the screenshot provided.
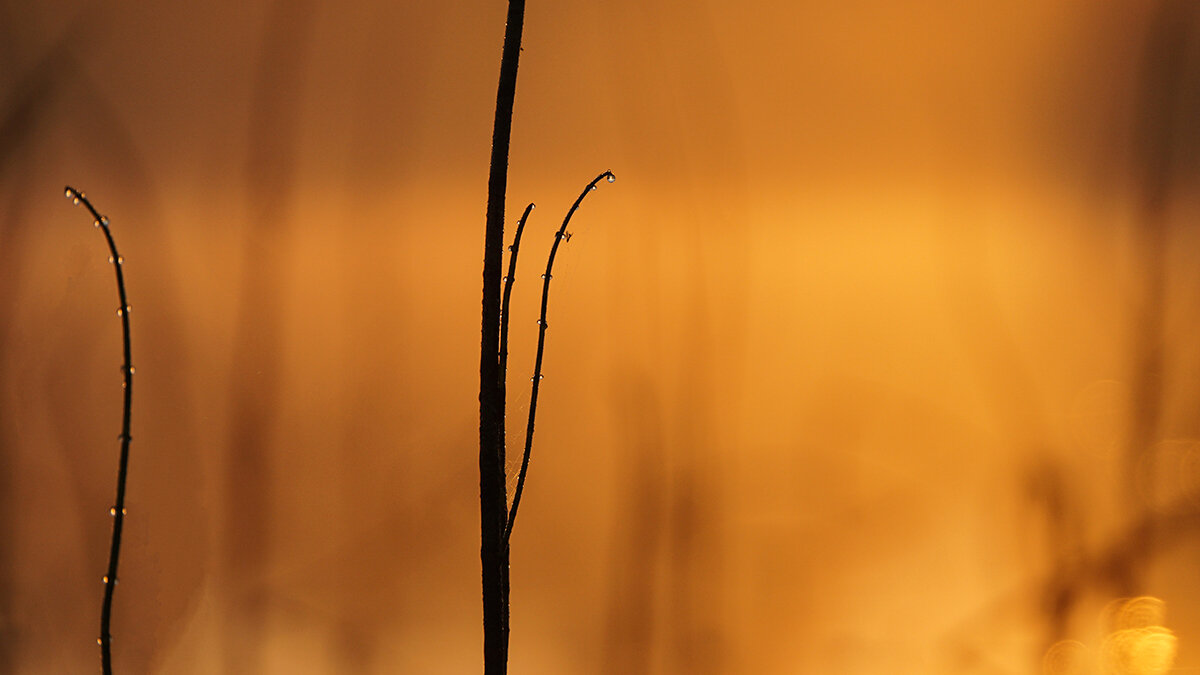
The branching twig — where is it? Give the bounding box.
[504,171,614,543]
[65,187,133,675]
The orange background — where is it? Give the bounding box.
[3,1,1200,673]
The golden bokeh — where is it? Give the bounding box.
[1101,626,1176,675]
[1043,639,1089,675]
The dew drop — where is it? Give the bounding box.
[100,216,109,227]
[108,257,114,264]
[590,185,596,191]
[73,197,80,205]
[64,188,73,199]
[606,173,616,183]
[116,256,124,265]
[102,575,109,583]
[541,274,552,280]
[109,507,117,516]
[97,638,103,646]
[116,308,123,317]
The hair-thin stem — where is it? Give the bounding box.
[504,170,614,543]
[499,202,535,379]
[65,187,133,675]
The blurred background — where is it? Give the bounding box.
[3,0,1200,673]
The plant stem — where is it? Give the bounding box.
[500,203,535,380]
[481,1,526,672]
[505,171,614,543]
[65,187,133,675]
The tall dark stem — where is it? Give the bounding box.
[65,187,133,675]
[480,1,525,672]
[505,171,614,543]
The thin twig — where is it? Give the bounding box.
[504,170,614,543]
[499,202,535,379]
[65,186,133,675]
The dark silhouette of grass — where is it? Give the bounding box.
[480,2,527,672]
[63,187,133,675]
[480,5,615,670]
[505,171,614,544]
[1115,0,1198,598]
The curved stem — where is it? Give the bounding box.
[65,186,133,675]
[504,171,613,543]
[499,202,535,379]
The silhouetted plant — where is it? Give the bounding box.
[479,3,525,671]
[480,171,613,673]
[505,171,615,544]
[64,187,134,675]
[479,5,613,670]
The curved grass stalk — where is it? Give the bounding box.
[499,202,535,379]
[65,187,133,675]
[504,170,614,543]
